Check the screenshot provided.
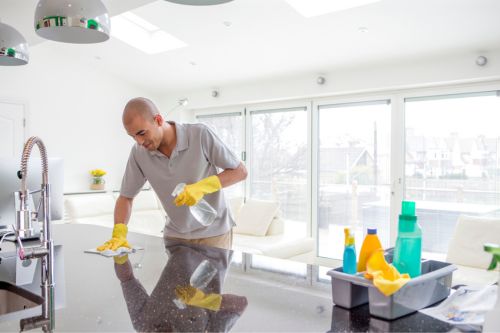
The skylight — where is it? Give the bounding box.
[285,0,381,18]
[111,12,187,54]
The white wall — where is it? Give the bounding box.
[161,49,500,116]
[0,42,161,193]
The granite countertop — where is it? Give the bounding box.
[0,224,458,332]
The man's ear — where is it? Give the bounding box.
[154,114,164,125]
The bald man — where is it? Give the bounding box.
[97,97,247,251]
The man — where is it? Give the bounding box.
[97,97,247,251]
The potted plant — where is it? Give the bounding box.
[90,169,106,190]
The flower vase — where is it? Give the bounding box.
[90,177,105,190]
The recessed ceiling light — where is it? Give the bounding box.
[223,21,232,27]
[285,0,380,18]
[358,26,368,33]
[94,55,102,60]
[189,61,197,66]
[111,11,187,54]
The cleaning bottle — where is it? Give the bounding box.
[172,183,217,226]
[342,228,357,274]
[393,201,422,278]
[357,228,383,272]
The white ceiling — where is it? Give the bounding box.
[2,0,500,94]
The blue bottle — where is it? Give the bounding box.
[393,201,422,278]
[342,228,357,274]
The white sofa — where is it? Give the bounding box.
[62,190,314,259]
[445,215,500,286]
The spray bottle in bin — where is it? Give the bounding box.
[393,201,422,278]
[343,228,357,274]
[172,183,217,226]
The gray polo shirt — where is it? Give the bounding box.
[120,121,241,239]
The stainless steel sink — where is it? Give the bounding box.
[0,281,43,315]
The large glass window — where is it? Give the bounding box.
[196,112,244,199]
[317,101,391,259]
[405,92,500,254]
[249,107,308,237]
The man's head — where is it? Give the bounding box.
[123,97,164,151]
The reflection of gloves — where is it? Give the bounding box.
[97,224,131,251]
[175,285,222,311]
[365,249,410,297]
[113,254,129,265]
[174,175,221,207]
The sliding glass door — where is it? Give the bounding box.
[404,91,500,254]
[316,100,391,259]
[248,107,309,237]
[196,112,244,199]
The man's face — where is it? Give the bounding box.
[124,114,162,151]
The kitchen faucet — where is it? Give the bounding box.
[14,136,55,332]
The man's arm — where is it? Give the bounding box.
[114,195,134,225]
[216,162,247,188]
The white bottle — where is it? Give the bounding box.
[172,183,217,226]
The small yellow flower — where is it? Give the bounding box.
[90,169,106,177]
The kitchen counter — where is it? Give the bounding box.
[0,224,459,332]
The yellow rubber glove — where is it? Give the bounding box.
[174,175,222,207]
[175,285,222,311]
[365,249,410,297]
[97,224,131,251]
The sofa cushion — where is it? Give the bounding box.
[64,193,115,220]
[228,196,244,220]
[232,233,314,259]
[131,190,162,211]
[266,216,284,236]
[233,199,279,236]
[128,210,166,236]
[451,264,499,287]
[447,215,500,269]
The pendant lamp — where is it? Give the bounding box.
[34,0,110,44]
[0,22,29,66]
[165,0,234,5]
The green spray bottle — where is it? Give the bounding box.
[393,201,422,278]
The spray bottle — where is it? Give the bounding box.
[342,228,357,274]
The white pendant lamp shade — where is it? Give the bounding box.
[166,0,234,5]
[0,22,29,66]
[34,0,110,44]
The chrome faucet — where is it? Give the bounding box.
[14,136,55,332]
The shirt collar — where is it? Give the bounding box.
[148,121,189,157]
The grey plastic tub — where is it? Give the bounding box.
[327,260,456,320]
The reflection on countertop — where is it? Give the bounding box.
[0,224,464,332]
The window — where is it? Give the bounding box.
[249,107,309,237]
[405,91,500,254]
[317,100,391,259]
[196,112,244,199]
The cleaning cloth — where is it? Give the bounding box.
[420,285,498,328]
[84,246,144,257]
[365,249,411,296]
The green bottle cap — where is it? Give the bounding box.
[399,201,417,232]
[401,201,415,216]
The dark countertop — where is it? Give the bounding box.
[0,224,458,332]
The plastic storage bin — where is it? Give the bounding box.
[327,260,456,320]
